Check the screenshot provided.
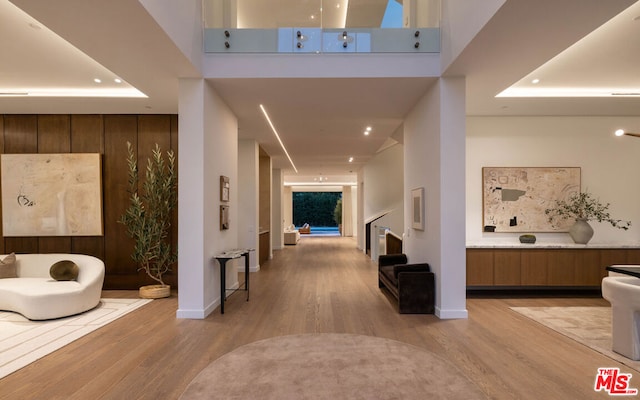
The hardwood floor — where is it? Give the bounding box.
[0,237,626,399]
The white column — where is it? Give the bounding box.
[177,78,205,319]
[283,186,293,228]
[438,77,467,319]
[177,78,239,319]
[356,170,365,251]
[238,139,259,271]
[342,185,354,237]
[272,169,284,250]
[403,76,467,320]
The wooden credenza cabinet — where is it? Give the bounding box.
[467,247,640,290]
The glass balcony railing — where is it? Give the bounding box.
[203,0,440,53]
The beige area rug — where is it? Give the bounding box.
[0,298,151,379]
[180,333,488,400]
[511,306,640,372]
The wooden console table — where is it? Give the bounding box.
[214,248,253,314]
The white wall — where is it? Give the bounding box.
[138,0,203,70]
[272,168,284,250]
[440,0,505,71]
[467,116,640,245]
[177,79,238,319]
[357,169,365,250]
[283,186,293,229]
[363,143,405,235]
[238,140,260,271]
[404,77,467,319]
[351,185,358,238]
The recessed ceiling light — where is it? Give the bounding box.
[615,129,625,136]
[348,157,354,162]
[93,78,102,83]
[531,79,540,84]
[114,78,122,84]
[366,126,372,131]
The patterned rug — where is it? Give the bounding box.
[180,333,488,400]
[0,298,151,379]
[511,306,640,372]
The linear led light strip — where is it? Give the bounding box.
[259,104,298,173]
[0,89,146,97]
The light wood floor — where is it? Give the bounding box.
[0,237,627,399]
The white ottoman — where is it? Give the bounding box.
[284,230,300,245]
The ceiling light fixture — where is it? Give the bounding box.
[615,129,640,138]
[532,78,540,84]
[114,78,122,84]
[259,104,298,173]
[348,157,354,162]
[93,78,102,83]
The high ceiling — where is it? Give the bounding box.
[2,0,640,183]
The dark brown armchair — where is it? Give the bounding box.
[378,254,435,314]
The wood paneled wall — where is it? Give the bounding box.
[0,114,179,290]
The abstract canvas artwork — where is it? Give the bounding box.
[482,167,581,232]
[1,153,103,236]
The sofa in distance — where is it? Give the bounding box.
[378,253,435,314]
[0,253,105,320]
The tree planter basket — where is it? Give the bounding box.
[139,284,171,299]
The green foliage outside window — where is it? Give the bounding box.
[293,192,341,227]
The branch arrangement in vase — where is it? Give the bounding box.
[544,191,631,230]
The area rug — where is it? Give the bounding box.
[511,306,640,372]
[179,333,488,400]
[0,298,151,379]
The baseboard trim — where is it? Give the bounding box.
[237,265,260,273]
[176,297,220,319]
[435,307,468,319]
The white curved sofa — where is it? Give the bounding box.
[0,253,105,320]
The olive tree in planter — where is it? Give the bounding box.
[119,142,177,298]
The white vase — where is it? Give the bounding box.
[569,218,594,244]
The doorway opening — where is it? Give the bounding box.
[293,192,341,236]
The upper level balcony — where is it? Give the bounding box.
[203,0,440,53]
